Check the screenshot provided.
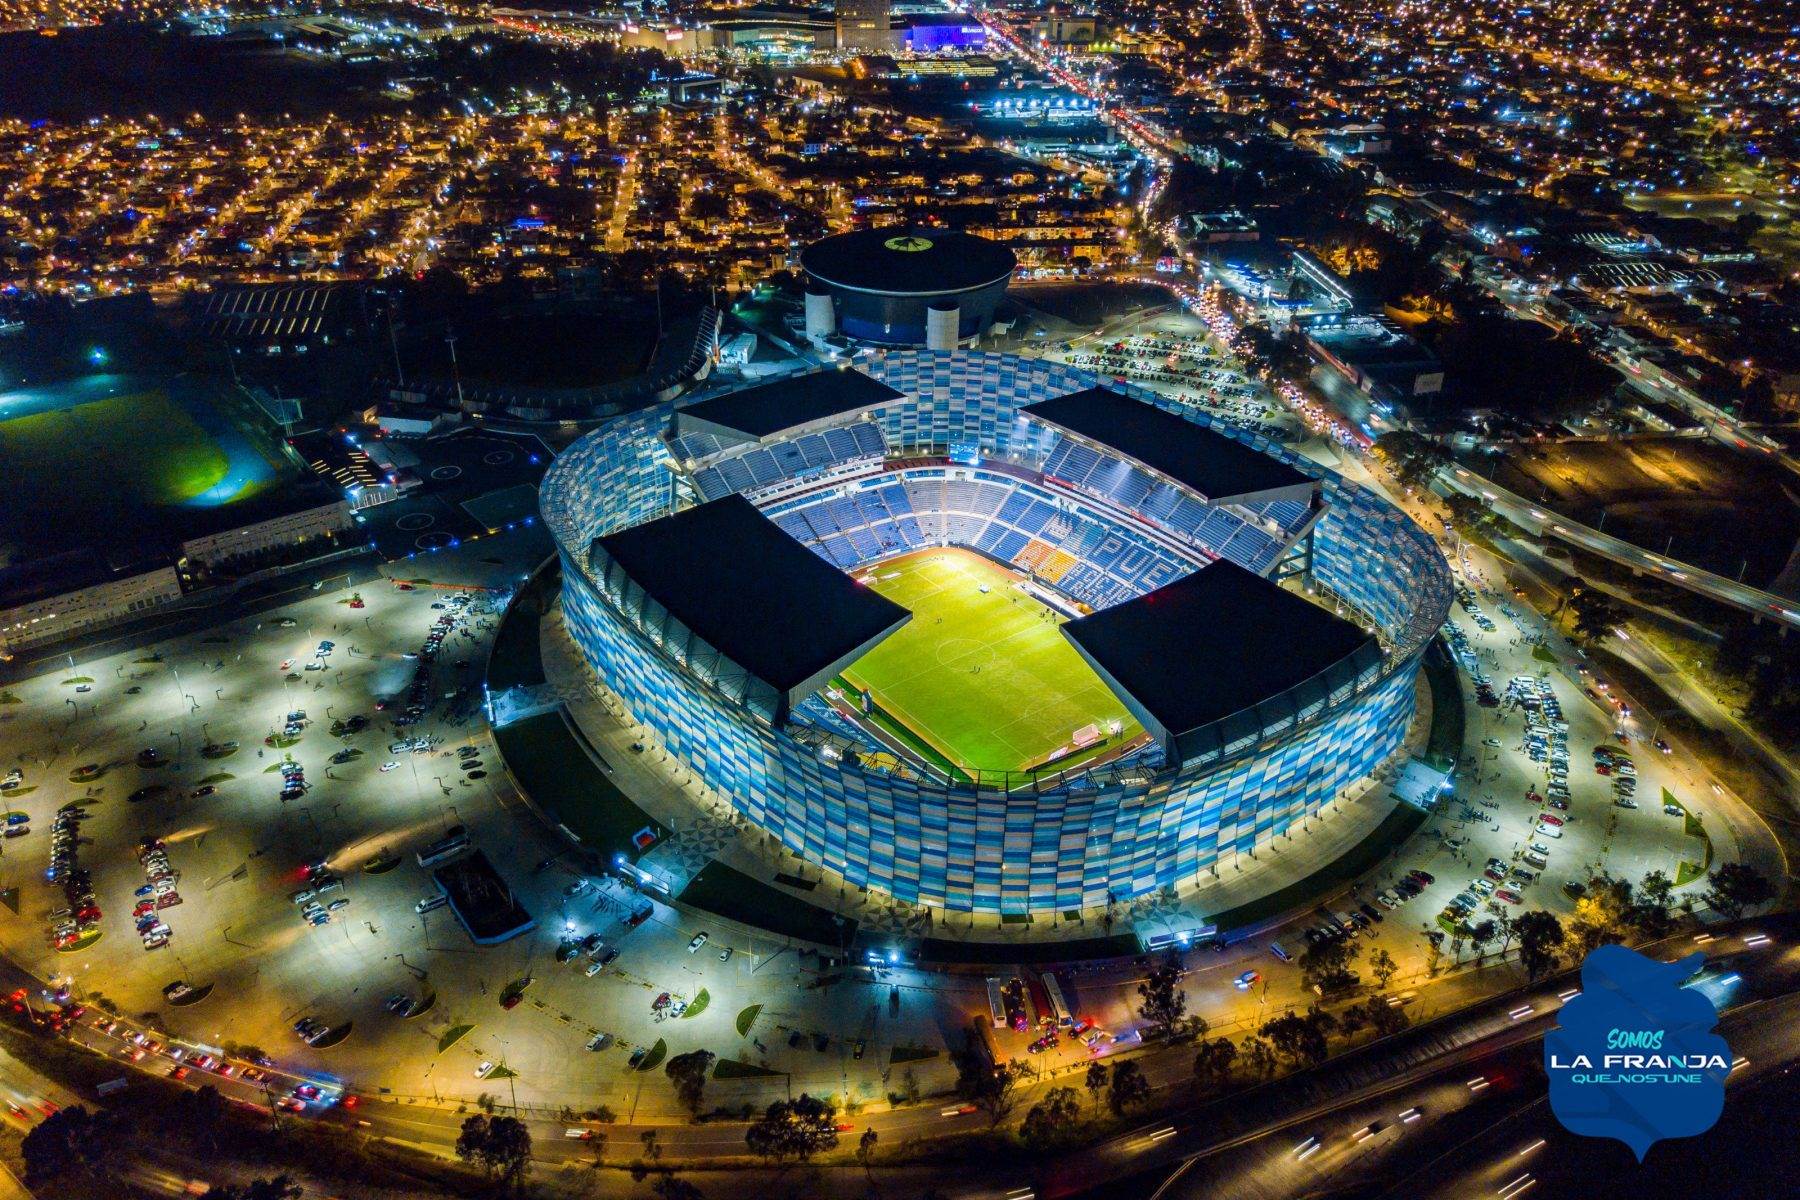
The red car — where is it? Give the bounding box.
[1539,813,1565,827]
[170,1066,190,1080]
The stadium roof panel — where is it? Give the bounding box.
[1062,559,1378,757]
[591,495,910,710]
[801,228,1018,296]
[1023,388,1313,503]
[673,368,904,444]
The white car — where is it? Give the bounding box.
[379,762,399,773]
[476,1061,494,1078]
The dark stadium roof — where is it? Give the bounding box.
[1062,559,1376,741]
[674,368,904,443]
[801,228,1018,295]
[1023,388,1313,502]
[592,495,910,696]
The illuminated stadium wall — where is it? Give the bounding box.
[541,352,1452,914]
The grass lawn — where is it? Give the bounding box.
[840,549,1139,774]
[493,712,662,861]
[889,1045,940,1065]
[679,861,852,947]
[437,1024,474,1053]
[1665,787,1712,886]
[1531,645,1559,665]
[713,1058,782,1080]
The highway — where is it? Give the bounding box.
[1058,916,1800,1200]
[1437,464,1800,634]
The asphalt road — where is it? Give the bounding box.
[1062,916,1799,1200]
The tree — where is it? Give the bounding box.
[955,1033,1031,1128]
[651,1178,705,1200]
[1492,910,1517,957]
[21,1106,112,1180]
[1259,1008,1334,1068]
[856,1128,878,1176]
[1136,961,1189,1037]
[456,1114,533,1192]
[1085,1061,1109,1108]
[1468,919,1498,963]
[1192,1037,1238,1088]
[1422,929,1445,974]
[1108,1060,1151,1115]
[1567,589,1627,644]
[1567,874,1635,957]
[1362,995,1411,1038]
[1513,910,1566,982]
[1703,862,1775,920]
[1369,947,1399,990]
[664,1050,717,1116]
[1631,870,1677,939]
[1241,1037,1278,1079]
[1299,936,1361,996]
[744,1094,839,1164]
[1020,1087,1083,1151]
[174,1084,230,1151]
[207,1179,303,1200]
[1374,430,1448,487]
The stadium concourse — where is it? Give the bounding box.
[538,350,1453,919]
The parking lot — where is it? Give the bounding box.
[0,441,1779,1133]
[1043,310,1303,442]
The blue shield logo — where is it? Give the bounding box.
[1545,944,1729,1159]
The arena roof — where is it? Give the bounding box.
[1023,388,1314,503]
[801,228,1018,296]
[1062,559,1379,761]
[591,495,910,718]
[673,368,904,444]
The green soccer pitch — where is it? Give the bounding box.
[839,548,1143,775]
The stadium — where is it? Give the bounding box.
[800,229,1017,348]
[541,351,1452,915]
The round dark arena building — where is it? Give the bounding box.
[801,229,1017,349]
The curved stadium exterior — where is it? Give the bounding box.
[801,229,1017,346]
[542,351,1451,915]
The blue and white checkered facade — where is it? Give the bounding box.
[541,352,1452,915]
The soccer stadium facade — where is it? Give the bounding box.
[541,351,1451,915]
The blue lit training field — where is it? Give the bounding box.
[0,373,300,557]
[839,548,1142,775]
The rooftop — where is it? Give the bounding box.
[801,228,1018,296]
[673,368,904,444]
[1062,559,1377,747]
[1023,387,1313,502]
[592,494,910,698]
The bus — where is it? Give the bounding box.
[1039,971,1074,1028]
[984,977,1008,1029]
[417,827,471,868]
